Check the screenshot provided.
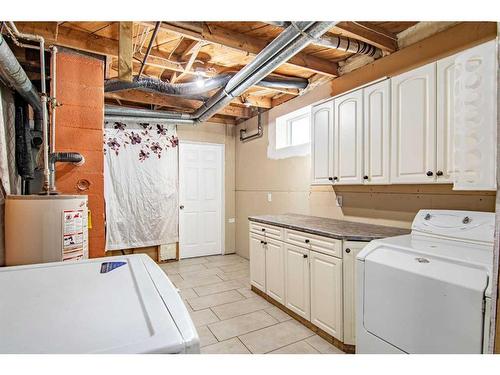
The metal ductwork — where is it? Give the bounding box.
[267,21,382,57]
[105,105,196,125]
[104,73,309,97]
[0,33,43,132]
[194,21,337,123]
[108,22,335,126]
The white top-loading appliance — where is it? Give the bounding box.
[356,209,495,354]
[0,254,199,353]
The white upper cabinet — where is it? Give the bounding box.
[439,40,497,190]
[436,53,456,183]
[363,80,391,184]
[311,100,334,185]
[334,90,364,185]
[391,62,437,184]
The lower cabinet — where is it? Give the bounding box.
[249,233,266,292]
[284,244,310,320]
[249,221,369,347]
[342,241,368,345]
[265,238,285,304]
[310,251,343,339]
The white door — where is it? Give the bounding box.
[363,80,391,184]
[334,89,363,185]
[265,238,285,304]
[342,241,368,345]
[436,53,456,183]
[310,251,343,340]
[284,244,310,320]
[179,142,224,258]
[391,62,436,183]
[311,100,334,185]
[249,233,266,292]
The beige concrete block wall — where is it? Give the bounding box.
[235,82,496,259]
[177,121,236,254]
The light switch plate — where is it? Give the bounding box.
[228,218,235,223]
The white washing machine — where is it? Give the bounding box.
[356,210,495,354]
[0,254,199,353]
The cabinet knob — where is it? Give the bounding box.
[436,170,443,176]
[304,239,310,244]
[363,175,369,180]
[261,228,265,232]
[179,205,184,210]
[328,177,333,181]
[426,171,434,177]
[303,254,308,259]
[260,240,264,244]
[333,176,338,181]
[345,248,351,254]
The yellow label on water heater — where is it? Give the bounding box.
[88,209,92,229]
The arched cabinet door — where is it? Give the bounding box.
[334,89,364,185]
[311,100,334,185]
[391,62,436,184]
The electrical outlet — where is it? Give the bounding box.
[336,196,343,207]
[267,193,272,202]
[228,218,235,223]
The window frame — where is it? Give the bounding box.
[275,106,311,150]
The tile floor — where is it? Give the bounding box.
[159,253,344,354]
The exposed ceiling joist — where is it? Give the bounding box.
[335,22,398,53]
[152,22,339,77]
[118,22,133,81]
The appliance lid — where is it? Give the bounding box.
[363,247,487,353]
[411,209,495,246]
[0,255,188,353]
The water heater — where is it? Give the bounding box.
[5,195,89,266]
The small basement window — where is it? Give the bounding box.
[275,106,311,150]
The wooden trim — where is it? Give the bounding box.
[331,22,497,97]
[251,285,355,354]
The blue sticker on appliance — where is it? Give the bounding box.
[100,261,127,273]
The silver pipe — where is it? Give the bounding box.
[196,22,337,123]
[105,115,195,125]
[137,21,161,78]
[265,21,382,57]
[105,104,195,120]
[7,21,50,194]
[240,108,264,142]
[50,46,57,155]
[0,34,43,120]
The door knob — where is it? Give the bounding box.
[179,205,184,209]
[426,171,433,177]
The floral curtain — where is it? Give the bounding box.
[103,119,179,251]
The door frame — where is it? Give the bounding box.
[178,140,226,257]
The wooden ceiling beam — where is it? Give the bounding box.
[118,22,133,81]
[335,22,398,53]
[154,22,339,77]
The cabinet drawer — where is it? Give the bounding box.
[249,221,284,240]
[284,229,342,258]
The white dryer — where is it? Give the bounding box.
[356,210,495,354]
